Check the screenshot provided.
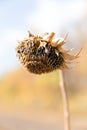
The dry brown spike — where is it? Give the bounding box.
[16,32,80,74]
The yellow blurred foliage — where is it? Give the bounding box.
[0,65,87,115]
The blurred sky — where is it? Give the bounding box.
[0,0,86,76]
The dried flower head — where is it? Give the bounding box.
[16,32,80,74]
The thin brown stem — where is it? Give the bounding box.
[59,70,71,130]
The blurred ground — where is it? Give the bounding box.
[0,111,87,130]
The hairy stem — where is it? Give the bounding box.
[59,70,71,130]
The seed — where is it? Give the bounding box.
[23,49,28,55]
[17,50,20,53]
[29,48,36,55]
[20,46,25,53]
[37,46,45,55]
[26,42,30,46]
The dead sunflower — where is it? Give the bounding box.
[16,32,80,74]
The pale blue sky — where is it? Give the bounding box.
[0,0,85,76]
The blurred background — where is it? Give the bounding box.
[0,0,87,130]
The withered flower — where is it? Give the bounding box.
[16,32,80,74]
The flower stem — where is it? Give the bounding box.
[59,70,71,130]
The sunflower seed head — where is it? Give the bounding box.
[16,32,80,74]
